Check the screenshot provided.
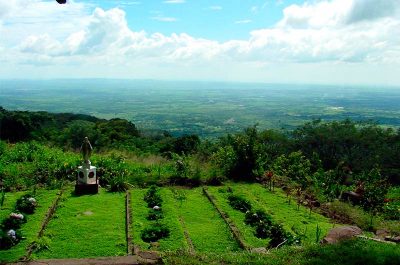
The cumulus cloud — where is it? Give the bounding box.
[1,0,400,84]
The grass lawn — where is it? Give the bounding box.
[0,189,59,263]
[162,238,400,265]
[0,191,26,221]
[231,183,335,244]
[207,186,270,248]
[131,188,187,252]
[172,187,240,253]
[34,188,126,259]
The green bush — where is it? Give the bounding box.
[1,213,27,230]
[146,208,164,221]
[0,229,22,250]
[15,194,37,214]
[144,186,163,208]
[141,223,170,242]
[244,210,273,227]
[228,194,252,212]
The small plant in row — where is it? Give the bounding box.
[0,194,37,250]
[228,193,300,248]
[141,186,170,243]
[228,194,252,212]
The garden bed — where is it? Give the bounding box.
[131,188,186,252]
[0,189,59,263]
[173,187,240,253]
[34,188,126,259]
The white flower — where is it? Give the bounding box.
[7,229,16,240]
[153,206,160,210]
[28,197,36,203]
[10,213,24,220]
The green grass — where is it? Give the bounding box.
[0,191,26,221]
[207,186,270,248]
[162,238,400,265]
[131,188,187,252]
[172,187,240,253]
[0,189,59,263]
[231,183,335,244]
[34,188,126,259]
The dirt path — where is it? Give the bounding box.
[7,253,161,265]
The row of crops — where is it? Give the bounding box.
[1,183,335,262]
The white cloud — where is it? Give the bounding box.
[151,15,178,22]
[1,0,400,85]
[235,20,252,24]
[163,0,185,4]
[209,6,222,11]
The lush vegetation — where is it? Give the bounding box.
[35,188,126,259]
[1,107,399,263]
[163,238,400,265]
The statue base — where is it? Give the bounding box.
[75,183,99,195]
[75,165,99,195]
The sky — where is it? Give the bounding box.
[0,0,399,86]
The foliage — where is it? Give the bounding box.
[1,213,26,230]
[0,229,22,250]
[244,210,272,227]
[141,223,170,243]
[144,186,163,208]
[146,208,164,221]
[228,194,252,212]
[272,151,312,188]
[15,194,37,214]
[29,236,51,253]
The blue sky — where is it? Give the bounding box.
[0,0,399,85]
[89,0,302,41]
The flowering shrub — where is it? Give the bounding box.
[1,212,26,230]
[0,229,22,250]
[16,194,37,214]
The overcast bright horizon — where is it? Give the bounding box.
[0,0,400,86]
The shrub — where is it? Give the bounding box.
[268,224,299,248]
[228,194,252,212]
[141,224,170,242]
[1,213,26,230]
[0,229,22,250]
[146,209,164,221]
[15,194,37,214]
[383,200,400,220]
[244,210,273,227]
[144,186,163,208]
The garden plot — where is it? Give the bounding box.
[207,187,270,248]
[173,187,240,253]
[0,189,59,263]
[227,183,334,244]
[35,188,126,259]
[131,188,187,252]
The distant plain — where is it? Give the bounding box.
[1,79,400,137]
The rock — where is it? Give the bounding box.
[375,229,390,239]
[385,236,400,243]
[321,226,362,244]
[251,247,267,254]
[138,250,161,261]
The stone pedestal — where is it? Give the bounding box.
[75,163,99,195]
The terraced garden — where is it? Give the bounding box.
[0,183,386,263]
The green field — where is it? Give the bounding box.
[2,80,400,137]
[0,189,59,263]
[1,184,399,263]
[35,188,126,259]
[172,187,240,253]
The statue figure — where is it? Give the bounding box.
[80,137,93,166]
